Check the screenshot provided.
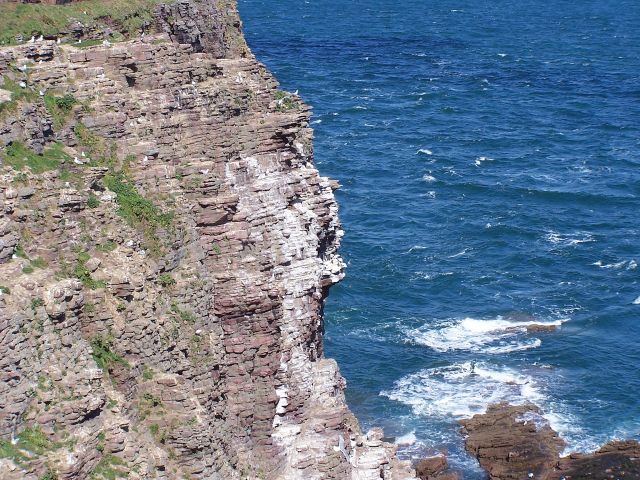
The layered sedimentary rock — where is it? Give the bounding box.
[461,403,640,480]
[0,1,416,479]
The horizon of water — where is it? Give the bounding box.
[239,0,640,475]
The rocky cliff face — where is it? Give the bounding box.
[0,1,416,479]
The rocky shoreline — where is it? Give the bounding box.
[460,403,640,480]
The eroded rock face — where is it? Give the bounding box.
[461,403,640,480]
[0,1,416,479]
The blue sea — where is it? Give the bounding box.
[238,0,640,475]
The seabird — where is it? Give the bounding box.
[18,65,27,72]
[37,35,43,42]
[81,151,86,157]
[28,36,35,43]
[56,38,61,44]
[73,157,83,165]
[19,81,26,88]
[143,156,148,163]
[39,90,45,96]
[200,169,209,175]
[102,40,111,47]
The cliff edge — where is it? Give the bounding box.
[0,1,416,479]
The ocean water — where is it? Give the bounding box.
[238,0,640,475]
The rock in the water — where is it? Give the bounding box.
[415,454,460,480]
[460,402,565,480]
[550,440,640,480]
[461,403,640,480]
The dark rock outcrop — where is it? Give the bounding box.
[461,403,640,480]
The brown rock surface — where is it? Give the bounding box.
[415,454,459,480]
[461,403,565,480]
[0,1,417,479]
[549,440,640,480]
[461,403,640,480]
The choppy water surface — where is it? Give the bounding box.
[239,0,640,475]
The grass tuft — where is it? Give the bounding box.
[89,454,128,480]
[43,94,77,129]
[90,335,130,373]
[2,142,70,174]
[103,171,173,256]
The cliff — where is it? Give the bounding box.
[0,1,416,479]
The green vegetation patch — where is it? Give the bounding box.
[31,257,48,269]
[0,425,59,467]
[75,252,106,289]
[104,172,173,229]
[0,0,166,45]
[31,297,44,310]
[43,94,77,129]
[103,171,173,255]
[90,335,130,373]
[2,142,70,174]
[157,273,175,288]
[0,78,39,119]
[87,193,100,209]
[96,241,117,252]
[170,302,195,323]
[39,468,58,480]
[90,454,128,480]
[274,90,296,112]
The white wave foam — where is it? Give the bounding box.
[383,362,597,455]
[484,338,542,354]
[628,260,638,270]
[395,430,417,446]
[411,271,454,281]
[592,260,628,269]
[545,231,595,246]
[420,191,437,199]
[422,174,437,183]
[381,362,544,419]
[417,148,433,155]
[404,316,565,353]
[633,296,640,305]
[474,156,494,167]
[310,119,322,124]
[406,245,427,254]
[498,53,507,57]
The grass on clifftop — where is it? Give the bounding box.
[0,0,165,45]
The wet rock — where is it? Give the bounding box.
[460,403,565,480]
[525,324,558,333]
[462,403,640,480]
[415,454,458,480]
